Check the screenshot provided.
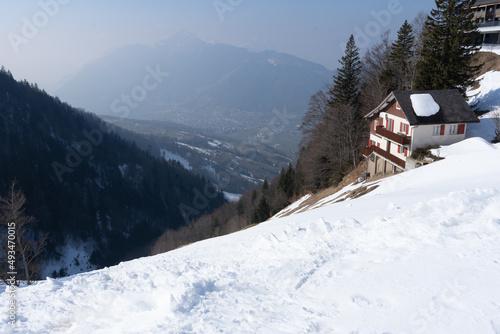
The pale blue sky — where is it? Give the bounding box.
[1,0,436,92]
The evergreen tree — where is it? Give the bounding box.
[329,35,365,166]
[415,0,482,96]
[329,35,362,108]
[262,179,269,193]
[251,197,270,224]
[278,164,295,199]
[389,20,415,90]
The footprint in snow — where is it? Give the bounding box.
[351,295,371,306]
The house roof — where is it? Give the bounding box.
[365,89,480,126]
[471,0,500,7]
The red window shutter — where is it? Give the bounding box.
[404,148,408,156]
[457,124,465,135]
[397,145,401,153]
[377,142,380,148]
[405,124,409,135]
[369,141,372,147]
[400,123,402,132]
[440,124,445,136]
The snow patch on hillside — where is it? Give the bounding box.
[41,240,97,279]
[469,71,500,111]
[223,192,242,202]
[481,44,500,55]
[160,149,192,170]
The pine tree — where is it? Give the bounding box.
[389,20,415,90]
[278,164,295,199]
[329,35,365,166]
[329,35,362,108]
[251,197,270,224]
[415,0,482,96]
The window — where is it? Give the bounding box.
[400,123,409,134]
[433,125,440,136]
[387,118,394,132]
[449,124,457,135]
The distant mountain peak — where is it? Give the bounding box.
[154,30,205,50]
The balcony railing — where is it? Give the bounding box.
[363,146,406,169]
[375,126,411,146]
[479,21,500,28]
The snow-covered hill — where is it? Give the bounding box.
[468,67,500,143]
[1,135,499,333]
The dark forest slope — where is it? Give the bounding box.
[0,68,225,270]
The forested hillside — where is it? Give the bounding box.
[0,68,225,274]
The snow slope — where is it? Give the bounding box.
[467,70,500,142]
[1,138,500,333]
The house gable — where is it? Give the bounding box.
[382,100,407,120]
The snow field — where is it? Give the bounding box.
[0,138,500,333]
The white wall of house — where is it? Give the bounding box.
[369,133,385,148]
[381,113,410,135]
[388,142,407,160]
[411,124,467,150]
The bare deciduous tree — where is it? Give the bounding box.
[0,181,48,285]
[361,31,393,113]
[300,89,330,147]
[409,11,429,90]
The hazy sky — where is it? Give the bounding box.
[1,0,436,93]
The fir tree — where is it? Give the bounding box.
[415,0,482,96]
[388,20,415,90]
[251,197,270,224]
[328,35,365,166]
[329,35,362,108]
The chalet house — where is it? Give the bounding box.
[363,89,480,175]
[471,0,500,45]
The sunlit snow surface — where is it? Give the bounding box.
[410,93,440,117]
[2,138,500,333]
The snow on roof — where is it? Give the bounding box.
[410,93,440,117]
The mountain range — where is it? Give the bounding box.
[55,31,333,145]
